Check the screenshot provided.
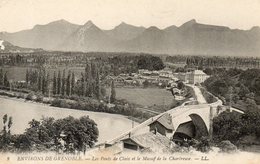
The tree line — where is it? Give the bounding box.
[0,114,98,153]
[0,69,9,87]
[52,70,75,96]
[166,55,260,69]
[203,68,260,107]
[24,61,103,99]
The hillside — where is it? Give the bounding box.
[0,19,79,50]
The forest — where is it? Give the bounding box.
[166,55,260,70]
[203,68,260,148]
[203,68,260,108]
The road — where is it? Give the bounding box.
[186,84,207,104]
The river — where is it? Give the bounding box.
[0,97,137,144]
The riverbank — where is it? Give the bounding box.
[0,89,155,123]
[0,97,138,144]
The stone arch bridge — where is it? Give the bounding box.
[106,98,227,145]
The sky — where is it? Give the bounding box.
[0,0,260,32]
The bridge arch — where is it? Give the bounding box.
[172,113,209,142]
[189,114,209,139]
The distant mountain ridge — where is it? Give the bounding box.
[0,39,43,53]
[104,22,145,41]
[0,19,259,56]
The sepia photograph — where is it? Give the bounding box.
[0,0,260,163]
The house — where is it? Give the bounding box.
[122,132,171,153]
[189,70,210,84]
[104,75,125,86]
[176,70,210,84]
[172,88,181,95]
[135,78,146,85]
[149,113,174,137]
[169,81,177,87]
[176,72,189,83]
[159,70,172,78]
[158,77,170,83]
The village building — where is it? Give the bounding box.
[121,132,171,153]
[189,70,210,84]
[103,68,177,88]
[176,70,210,84]
[104,75,125,86]
[149,113,174,138]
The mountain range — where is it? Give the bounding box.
[0,39,43,53]
[0,19,259,56]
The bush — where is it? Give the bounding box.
[35,94,44,102]
[218,140,237,153]
[26,92,36,101]
[200,88,218,103]
[193,136,211,153]
[51,98,62,107]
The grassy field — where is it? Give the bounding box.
[113,87,175,107]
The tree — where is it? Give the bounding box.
[17,116,99,153]
[95,67,100,99]
[81,72,86,96]
[204,68,213,75]
[26,69,29,85]
[41,70,46,94]
[86,63,93,97]
[143,80,149,88]
[52,116,98,153]
[61,70,66,96]
[53,71,57,95]
[110,80,116,103]
[71,72,75,95]
[46,72,50,96]
[240,108,260,137]
[0,114,12,151]
[13,134,31,152]
[66,71,71,96]
[3,72,8,87]
[100,87,106,98]
[37,70,42,91]
[213,111,242,144]
[137,55,164,70]
[177,81,185,90]
[0,69,3,86]
[57,70,61,95]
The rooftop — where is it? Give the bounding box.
[153,113,174,131]
[124,132,171,153]
[193,70,207,75]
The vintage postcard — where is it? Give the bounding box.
[0,0,260,163]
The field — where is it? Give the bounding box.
[113,87,175,107]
